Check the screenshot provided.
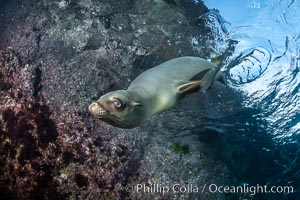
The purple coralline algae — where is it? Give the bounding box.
[0,0,241,199]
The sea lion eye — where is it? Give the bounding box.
[113,99,122,108]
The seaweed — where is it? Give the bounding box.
[171,141,190,159]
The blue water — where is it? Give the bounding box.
[204,0,300,199]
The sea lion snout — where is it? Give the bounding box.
[88,102,107,118]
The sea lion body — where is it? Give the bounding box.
[89,56,221,128]
[127,57,219,114]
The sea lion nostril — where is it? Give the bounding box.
[88,102,98,113]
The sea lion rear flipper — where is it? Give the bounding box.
[199,68,218,92]
[215,71,226,84]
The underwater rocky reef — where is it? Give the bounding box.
[0,0,249,199]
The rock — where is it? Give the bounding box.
[0,0,237,199]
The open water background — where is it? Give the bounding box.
[204,0,300,199]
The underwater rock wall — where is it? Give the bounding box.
[0,0,236,199]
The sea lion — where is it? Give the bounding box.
[88,56,222,128]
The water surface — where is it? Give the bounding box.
[204,0,300,199]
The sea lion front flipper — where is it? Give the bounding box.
[176,80,202,94]
[199,68,218,92]
[176,67,218,94]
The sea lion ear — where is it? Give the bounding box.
[131,101,142,107]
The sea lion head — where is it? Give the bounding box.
[88,90,145,128]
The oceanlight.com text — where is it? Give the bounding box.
[208,183,293,195]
